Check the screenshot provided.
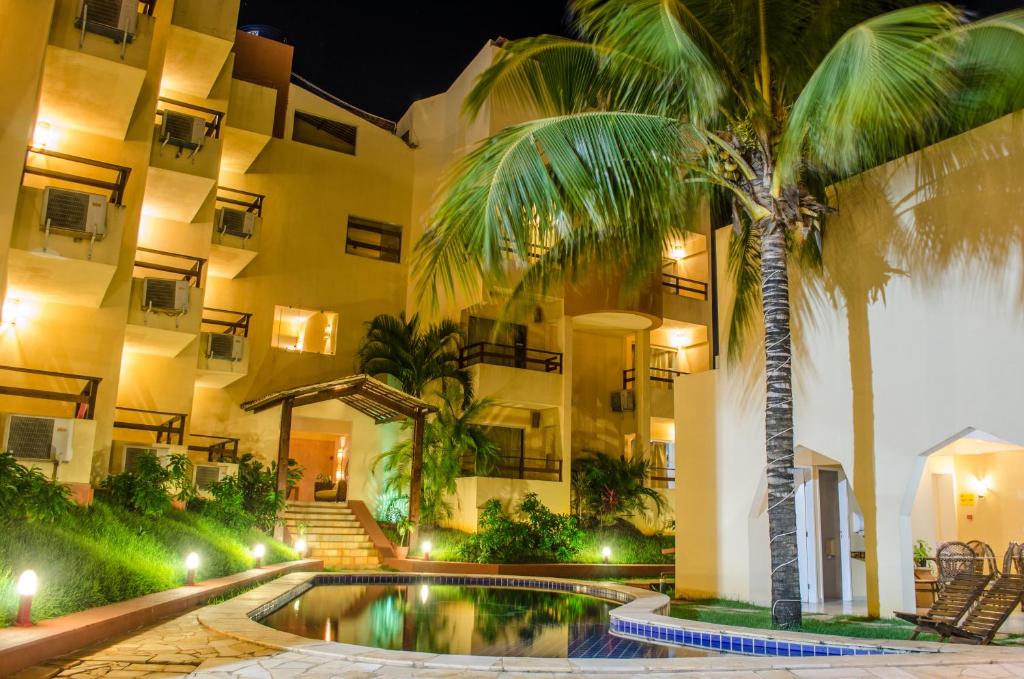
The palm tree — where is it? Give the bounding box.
[357,312,473,407]
[413,1,1023,626]
[374,390,500,526]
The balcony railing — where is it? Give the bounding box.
[459,342,562,374]
[0,365,101,419]
[201,308,252,337]
[23,147,131,206]
[647,465,676,489]
[134,248,206,287]
[662,272,708,299]
[216,186,264,216]
[188,434,240,462]
[622,366,688,390]
[461,453,563,482]
[113,406,186,445]
[155,97,224,139]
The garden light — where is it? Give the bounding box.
[15,570,38,626]
[253,543,266,568]
[185,552,199,586]
[419,584,430,604]
[421,540,432,561]
[602,546,612,564]
[294,538,307,556]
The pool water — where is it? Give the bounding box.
[260,584,711,658]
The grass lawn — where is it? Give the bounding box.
[669,599,935,641]
[0,499,296,626]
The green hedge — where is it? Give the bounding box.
[0,499,295,626]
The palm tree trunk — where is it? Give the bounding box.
[760,221,802,628]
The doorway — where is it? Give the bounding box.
[819,469,843,601]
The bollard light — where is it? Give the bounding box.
[422,540,432,561]
[185,552,199,585]
[15,570,38,627]
[294,538,307,557]
[253,543,266,568]
[601,546,612,564]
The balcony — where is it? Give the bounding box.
[143,98,223,223]
[187,433,239,463]
[459,342,563,408]
[123,249,204,357]
[208,186,263,278]
[195,307,251,388]
[113,406,186,445]
[8,148,130,307]
[37,0,156,139]
[646,465,676,490]
[222,78,276,173]
[163,0,238,98]
[624,366,686,419]
[461,453,563,482]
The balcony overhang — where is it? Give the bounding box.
[208,242,258,279]
[162,26,233,98]
[142,167,215,223]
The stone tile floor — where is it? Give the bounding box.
[10,609,1024,679]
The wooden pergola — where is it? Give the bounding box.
[240,374,436,526]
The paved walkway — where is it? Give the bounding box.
[10,607,1024,679]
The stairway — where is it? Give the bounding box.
[281,502,381,569]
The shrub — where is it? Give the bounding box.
[98,452,196,516]
[457,493,582,563]
[571,453,666,526]
[0,451,73,522]
[199,454,302,532]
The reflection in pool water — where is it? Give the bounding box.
[260,584,711,658]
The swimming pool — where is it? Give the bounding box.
[260,582,708,658]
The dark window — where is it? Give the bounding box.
[292,110,357,155]
[481,425,525,465]
[345,216,402,263]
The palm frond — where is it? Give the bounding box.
[776,4,964,186]
[726,210,762,360]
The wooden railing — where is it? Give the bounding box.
[201,308,252,337]
[134,248,206,287]
[0,365,101,419]
[459,342,562,374]
[156,97,224,138]
[461,453,563,482]
[622,366,688,390]
[662,272,709,299]
[23,147,131,206]
[189,434,240,462]
[113,406,186,445]
[647,466,676,488]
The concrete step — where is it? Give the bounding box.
[288,526,365,537]
[304,535,373,545]
[282,511,355,520]
[310,547,378,558]
[283,518,361,528]
[282,506,354,515]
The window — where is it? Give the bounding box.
[292,110,357,155]
[271,305,338,355]
[482,425,525,465]
[346,216,402,263]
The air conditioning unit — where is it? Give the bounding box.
[142,278,190,313]
[41,187,108,239]
[193,462,238,493]
[204,332,245,362]
[610,390,635,413]
[76,0,138,42]
[215,207,259,240]
[2,414,74,463]
[112,440,170,474]
[159,110,206,154]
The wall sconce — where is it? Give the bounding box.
[974,477,990,499]
[33,122,53,149]
[668,245,686,260]
[668,329,689,349]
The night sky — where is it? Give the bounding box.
[237,0,1020,122]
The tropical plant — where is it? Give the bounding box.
[913,539,932,568]
[374,390,500,526]
[99,452,196,516]
[457,493,583,563]
[0,451,73,523]
[414,0,1024,626]
[571,453,666,525]
[200,454,302,532]
[357,312,473,407]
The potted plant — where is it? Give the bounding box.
[314,473,334,493]
[393,518,412,559]
[913,539,933,577]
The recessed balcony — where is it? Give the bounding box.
[208,186,262,278]
[195,307,251,388]
[123,249,205,357]
[460,342,563,408]
[143,98,223,223]
[7,148,130,307]
[162,0,238,98]
[623,366,685,419]
[221,78,276,173]
[37,0,156,139]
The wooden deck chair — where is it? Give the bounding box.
[933,572,1024,644]
[895,570,991,639]
[935,541,981,588]
[966,540,1000,575]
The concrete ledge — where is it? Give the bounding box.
[0,558,323,676]
[381,558,672,578]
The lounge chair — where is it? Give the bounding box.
[895,570,991,639]
[933,571,1024,644]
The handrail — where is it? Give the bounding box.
[113,406,186,445]
[662,272,708,299]
[216,186,264,216]
[459,341,563,374]
[23,147,131,205]
[201,307,252,337]
[188,433,240,463]
[622,366,688,390]
[156,96,224,139]
[648,466,676,483]
[461,453,563,482]
[135,247,206,287]
[0,365,101,419]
